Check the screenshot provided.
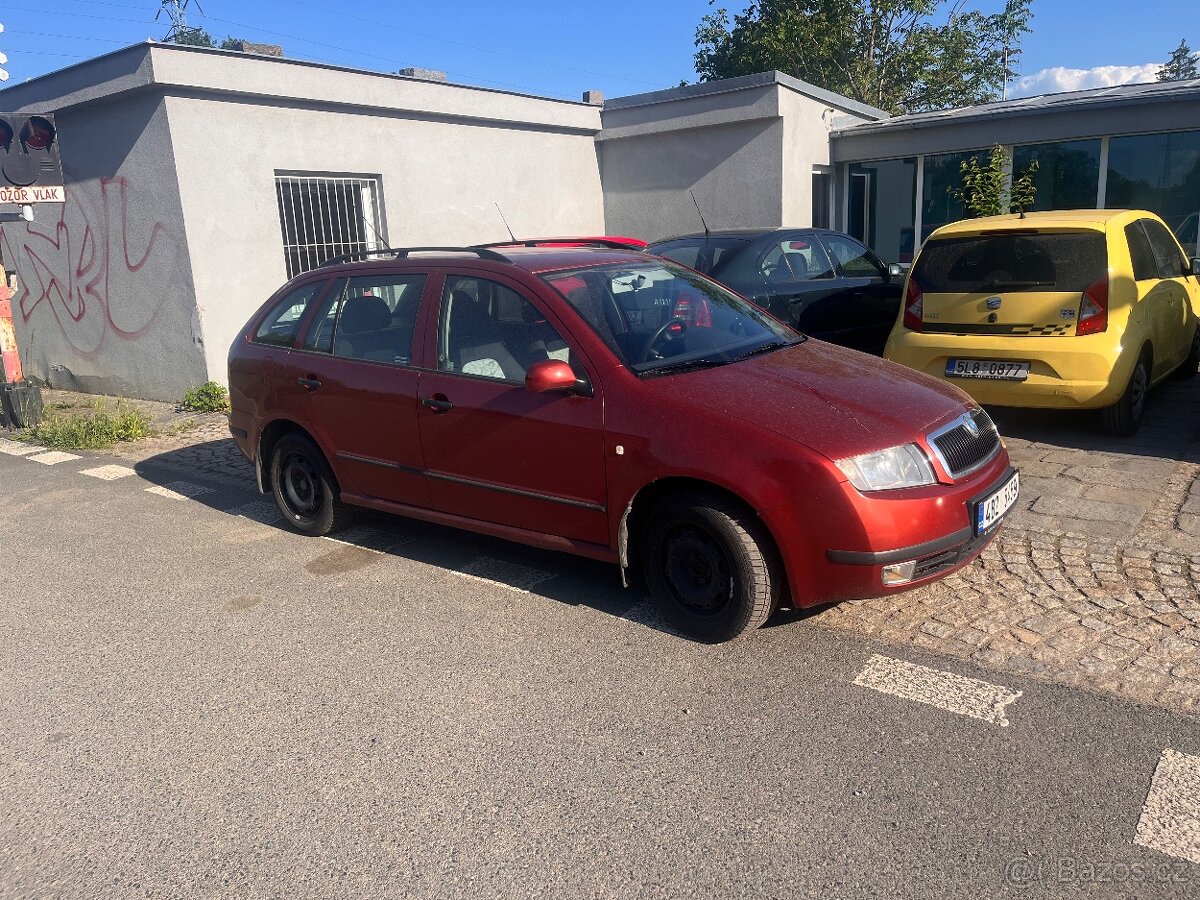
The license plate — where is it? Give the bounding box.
[975,471,1020,535]
[946,359,1030,381]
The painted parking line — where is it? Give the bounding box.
[322,525,416,554]
[230,501,283,525]
[28,451,83,466]
[145,481,216,501]
[0,439,45,456]
[1134,748,1200,865]
[456,557,555,593]
[80,464,136,481]
[853,653,1023,727]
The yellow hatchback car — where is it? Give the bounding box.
[884,210,1200,434]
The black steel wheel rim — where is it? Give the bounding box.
[280,452,320,519]
[660,523,734,615]
[1131,363,1148,422]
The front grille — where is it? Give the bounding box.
[929,409,1000,479]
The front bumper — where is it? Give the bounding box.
[762,450,1014,607]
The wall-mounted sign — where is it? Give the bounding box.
[0,113,64,203]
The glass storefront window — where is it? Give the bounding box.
[1107,130,1200,254]
[847,158,917,264]
[921,151,976,243]
[1013,140,1101,211]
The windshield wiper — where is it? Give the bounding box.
[640,357,726,377]
[731,340,796,361]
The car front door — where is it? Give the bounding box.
[416,270,609,547]
[292,270,434,508]
[818,232,902,355]
[750,232,845,333]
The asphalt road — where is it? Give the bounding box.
[1,446,1198,899]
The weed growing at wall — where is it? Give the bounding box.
[25,402,153,450]
[180,382,230,413]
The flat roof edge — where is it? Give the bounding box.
[607,70,888,120]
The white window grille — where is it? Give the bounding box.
[274,173,385,278]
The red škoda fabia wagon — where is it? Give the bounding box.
[228,245,1018,642]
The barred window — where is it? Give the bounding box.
[274,173,385,278]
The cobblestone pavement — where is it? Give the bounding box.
[37,375,1200,718]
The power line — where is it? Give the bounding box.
[287,0,658,86]
[4,29,135,44]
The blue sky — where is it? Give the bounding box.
[1,1,1196,101]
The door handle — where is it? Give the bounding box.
[297,376,322,390]
[422,396,454,413]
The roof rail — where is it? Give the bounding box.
[319,246,510,268]
[473,238,641,251]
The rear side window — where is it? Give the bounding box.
[1140,219,1186,280]
[912,232,1106,293]
[650,238,750,276]
[759,238,834,282]
[253,281,325,346]
[1125,222,1158,281]
[303,274,426,365]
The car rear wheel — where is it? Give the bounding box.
[270,433,352,536]
[641,493,780,642]
[1176,327,1200,379]
[1101,355,1150,437]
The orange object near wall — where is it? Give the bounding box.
[0,284,23,383]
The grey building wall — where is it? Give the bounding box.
[0,60,206,400]
[598,72,882,241]
[0,43,605,399]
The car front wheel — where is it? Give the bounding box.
[270,433,352,536]
[641,493,781,642]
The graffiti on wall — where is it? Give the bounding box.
[0,174,182,361]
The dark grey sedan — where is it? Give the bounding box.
[647,228,903,355]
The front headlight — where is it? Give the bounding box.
[835,443,936,492]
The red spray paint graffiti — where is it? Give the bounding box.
[0,175,178,361]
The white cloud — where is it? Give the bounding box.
[1009,63,1162,99]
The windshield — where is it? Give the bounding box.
[541,260,800,375]
[914,232,1107,293]
[648,237,750,276]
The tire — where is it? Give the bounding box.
[641,493,781,642]
[1101,355,1150,437]
[1176,326,1200,379]
[270,433,353,536]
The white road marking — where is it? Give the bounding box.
[80,464,136,481]
[230,501,283,525]
[28,451,82,466]
[1135,748,1200,865]
[322,525,415,554]
[0,439,45,456]
[853,653,1022,727]
[456,557,555,593]
[145,481,215,501]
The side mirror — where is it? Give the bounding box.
[1190,257,1200,277]
[888,263,905,278]
[525,359,579,394]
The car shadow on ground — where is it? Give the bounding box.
[984,371,1200,463]
[133,444,741,640]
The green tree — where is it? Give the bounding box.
[172,27,215,47]
[218,36,247,50]
[694,0,1034,115]
[948,144,1038,218]
[1157,39,1199,82]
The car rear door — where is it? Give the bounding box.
[1137,217,1194,374]
[292,269,434,508]
[911,229,1108,337]
[415,269,609,546]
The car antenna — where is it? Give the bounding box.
[495,202,517,242]
[690,190,710,239]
